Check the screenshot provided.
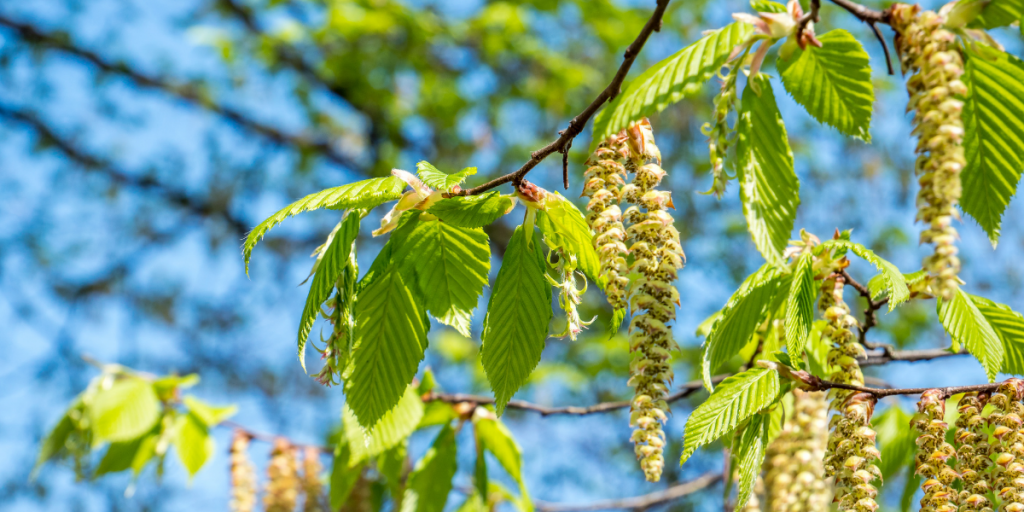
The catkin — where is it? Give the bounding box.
[891,4,966,301]
[583,134,630,312]
[620,119,684,483]
[301,446,326,512]
[230,430,257,512]
[988,380,1024,512]
[912,389,958,512]
[955,392,992,510]
[764,390,830,512]
[821,276,881,512]
[265,438,300,512]
[550,252,593,340]
[702,64,740,198]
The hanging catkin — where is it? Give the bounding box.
[764,390,830,512]
[583,133,631,312]
[301,446,326,512]
[618,118,684,482]
[988,380,1024,512]
[265,438,300,512]
[890,4,966,301]
[912,389,958,512]
[230,430,257,512]
[955,392,992,510]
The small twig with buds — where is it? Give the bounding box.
[765,360,1003,399]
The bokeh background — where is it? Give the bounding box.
[2,0,1022,510]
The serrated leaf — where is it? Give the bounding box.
[174,412,214,477]
[343,386,424,465]
[867,269,927,302]
[416,161,477,191]
[345,267,429,429]
[938,288,1004,382]
[182,396,237,427]
[428,192,514,228]
[736,75,800,265]
[481,226,552,415]
[681,367,781,465]
[750,0,787,12]
[400,425,458,512]
[804,320,831,378]
[816,239,910,309]
[785,252,816,366]
[608,308,626,337]
[298,211,360,371]
[734,413,770,510]
[701,264,787,390]
[591,22,753,143]
[961,43,1024,246]
[90,378,161,443]
[394,219,491,337]
[778,29,874,140]
[973,0,1024,28]
[331,437,365,510]
[969,294,1024,375]
[536,193,603,288]
[243,177,403,275]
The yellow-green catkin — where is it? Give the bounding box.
[230,430,257,512]
[764,390,830,512]
[912,389,959,512]
[987,380,1024,512]
[583,133,630,312]
[702,63,740,198]
[301,446,326,512]
[265,438,300,512]
[955,392,993,510]
[621,118,684,483]
[821,276,881,512]
[891,4,967,301]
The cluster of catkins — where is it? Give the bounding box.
[763,390,830,512]
[585,119,684,482]
[987,380,1024,511]
[231,430,258,512]
[912,389,958,512]
[229,435,327,512]
[956,392,992,510]
[820,275,881,512]
[891,4,966,301]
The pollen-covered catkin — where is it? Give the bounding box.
[621,119,684,483]
[890,4,966,301]
[912,389,958,512]
[265,438,300,512]
[987,379,1024,511]
[230,430,257,512]
[764,390,830,512]
[820,276,881,512]
[301,446,326,512]
[583,134,630,312]
[955,392,992,510]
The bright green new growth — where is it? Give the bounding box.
[416,161,478,192]
[939,288,1005,382]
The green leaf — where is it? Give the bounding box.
[419,401,458,428]
[475,415,525,489]
[331,438,365,510]
[785,252,816,365]
[816,239,911,309]
[736,75,800,265]
[182,396,237,427]
[90,378,161,442]
[867,270,927,302]
[969,294,1024,375]
[973,0,1024,28]
[174,412,214,477]
[378,440,408,500]
[394,219,491,337]
[400,425,458,512]
[95,436,147,477]
[872,404,916,482]
[428,192,514,228]
[343,385,424,465]
[474,436,488,500]
[416,161,477,191]
[938,288,1004,382]
[591,22,753,143]
[243,176,403,275]
[536,193,603,288]
[481,226,552,415]
[298,211,361,371]
[345,267,429,429]
[777,29,874,140]
[734,413,770,510]
[681,367,781,465]
[804,320,831,378]
[35,412,74,473]
[701,264,787,390]
[750,0,787,12]
[961,43,1024,246]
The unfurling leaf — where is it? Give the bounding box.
[785,252,816,365]
[815,239,910,309]
[416,161,477,192]
[969,294,1024,376]
[536,192,603,288]
[938,288,1004,382]
[428,191,514,228]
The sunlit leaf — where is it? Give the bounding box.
[938,288,1004,382]
[90,378,161,443]
[428,192,514,228]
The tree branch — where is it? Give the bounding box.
[535,472,721,512]
[826,0,894,74]
[839,269,890,349]
[456,0,672,197]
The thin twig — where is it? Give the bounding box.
[223,421,332,454]
[456,0,672,197]
[535,472,722,512]
[839,269,890,349]
[869,21,895,75]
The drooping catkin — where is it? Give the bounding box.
[912,389,958,512]
[702,64,740,199]
[764,390,830,512]
[621,118,684,483]
[955,392,993,510]
[583,134,630,312]
[987,379,1024,512]
[301,446,326,512]
[890,4,966,301]
[230,430,257,512]
[265,438,300,512]
[820,277,881,512]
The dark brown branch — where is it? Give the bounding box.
[808,377,1002,399]
[839,269,890,348]
[0,15,362,171]
[222,421,332,454]
[828,0,889,24]
[535,472,721,512]
[869,21,895,75]
[860,348,969,366]
[456,0,672,196]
